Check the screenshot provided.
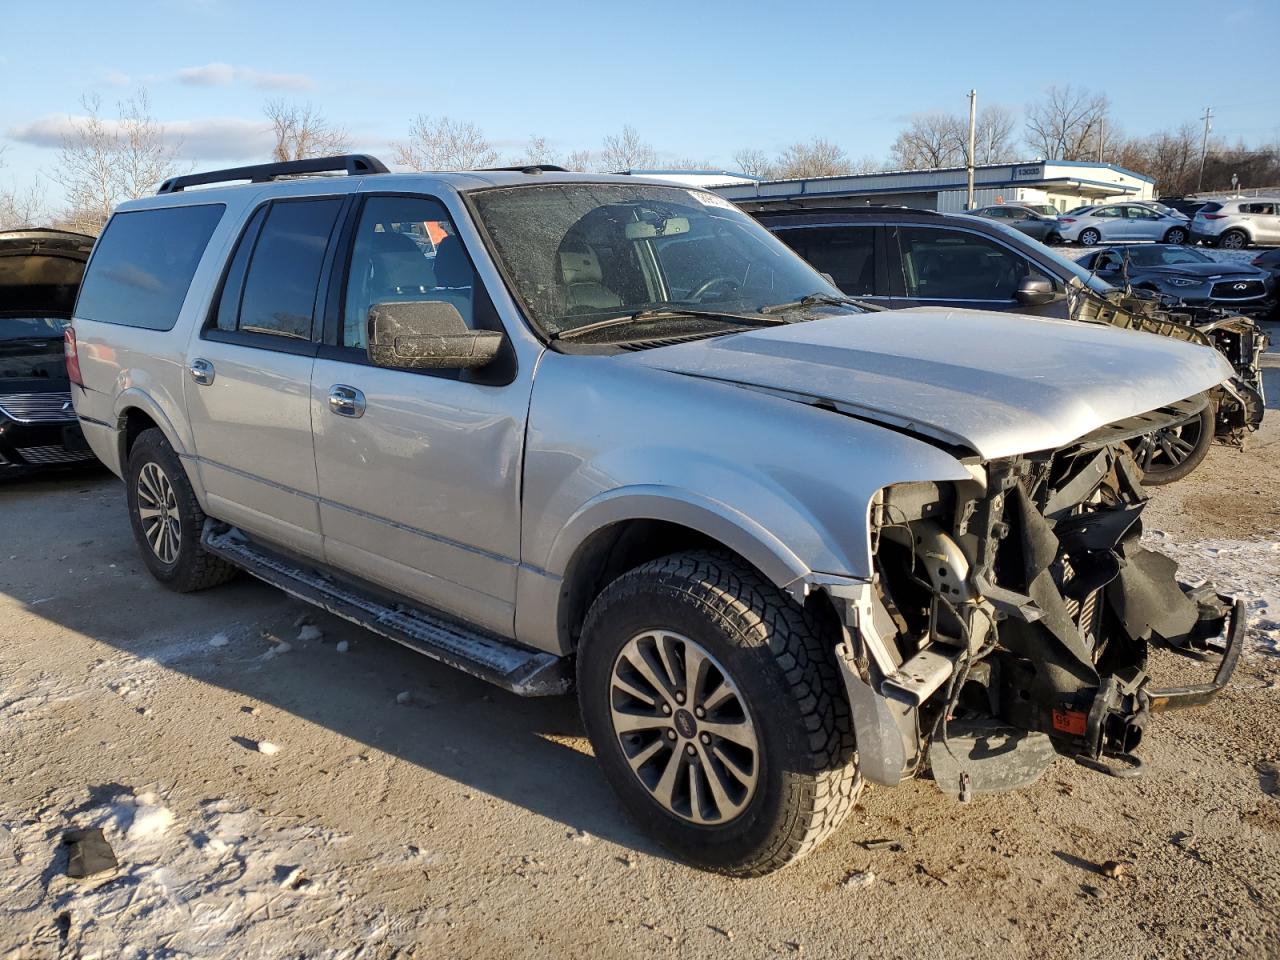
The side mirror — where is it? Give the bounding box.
[1015,276,1060,307]
[367,300,504,370]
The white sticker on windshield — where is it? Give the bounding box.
[687,190,739,211]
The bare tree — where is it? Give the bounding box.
[507,135,561,168]
[1024,85,1110,160]
[598,126,657,172]
[967,105,1018,165]
[848,154,886,175]
[394,116,498,171]
[562,148,594,173]
[264,100,351,161]
[0,180,48,229]
[52,90,188,234]
[775,138,852,179]
[732,148,776,179]
[890,112,963,169]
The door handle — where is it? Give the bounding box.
[189,358,215,386]
[328,384,366,418]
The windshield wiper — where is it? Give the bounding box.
[550,308,787,342]
[759,292,873,315]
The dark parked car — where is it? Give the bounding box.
[753,205,1266,483]
[1078,244,1273,315]
[966,203,1062,243]
[0,228,99,476]
[1251,248,1280,320]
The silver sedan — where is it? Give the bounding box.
[1057,202,1192,246]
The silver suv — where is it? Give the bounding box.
[69,156,1244,875]
[1192,197,1280,249]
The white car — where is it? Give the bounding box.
[1191,198,1280,249]
[1056,202,1192,246]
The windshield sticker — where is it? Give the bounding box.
[687,190,738,211]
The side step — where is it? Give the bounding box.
[202,527,571,697]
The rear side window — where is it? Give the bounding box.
[76,204,224,330]
[231,199,343,340]
[1199,202,1223,213]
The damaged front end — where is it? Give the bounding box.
[825,423,1245,796]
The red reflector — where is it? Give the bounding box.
[1052,708,1088,737]
[64,327,84,387]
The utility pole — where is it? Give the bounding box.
[1097,117,1105,163]
[1197,106,1213,192]
[966,89,977,209]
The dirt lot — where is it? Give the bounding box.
[2,365,1279,960]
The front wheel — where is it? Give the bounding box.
[1164,227,1188,245]
[1218,229,1248,250]
[1129,403,1215,485]
[126,428,238,591]
[1079,228,1101,246]
[577,551,861,876]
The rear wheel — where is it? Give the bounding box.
[1129,403,1214,485]
[1218,229,1248,250]
[1079,228,1101,246]
[577,551,861,876]
[126,428,237,591]
[1164,227,1188,245]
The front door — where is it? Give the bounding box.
[309,193,529,637]
[184,195,346,559]
[770,224,888,306]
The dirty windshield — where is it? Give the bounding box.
[471,182,850,339]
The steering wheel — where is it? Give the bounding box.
[688,275,740,302]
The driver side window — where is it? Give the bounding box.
[894,226,1038,302]
[342,196,476,349]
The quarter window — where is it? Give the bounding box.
[342,195,476,349]
[773,226,877,296]
[894,227,1041,301]
[76,204,224,330]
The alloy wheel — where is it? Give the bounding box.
[1221,231,1246,250]
[609,630,760,825]
[1080,229,1100,246]
[1131,416,1203,474]
[136,461,181,564]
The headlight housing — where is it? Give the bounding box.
[1168,277,1199,287]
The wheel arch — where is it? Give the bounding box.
[114,391,209,510]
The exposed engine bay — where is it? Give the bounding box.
[826,415,1245,798]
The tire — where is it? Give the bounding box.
[1079,228,1101,246]
[1046,232,1062,245]
[1129,403,1214,485]
[577,551,861,877]
[1218,229,1248,250]
[1164,227,1188,245]
[126,428,237,591]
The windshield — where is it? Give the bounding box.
[470,182,846,337]
[0,316,70,341]
[1122,246,1211,267]
[1066,206,1094,216]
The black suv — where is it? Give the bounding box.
[752,206,1266,484]
[0,229,98,476]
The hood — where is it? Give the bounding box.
[621,309,1233,459]
[0,229,94,321]
[1136,262,1261,280]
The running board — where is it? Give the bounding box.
[202,527,570,697]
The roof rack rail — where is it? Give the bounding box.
[157,154,389,194]
[480,164,568,174]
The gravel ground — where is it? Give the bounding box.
[2,373,1279,959]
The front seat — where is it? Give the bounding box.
[369,231,435,299]
[559,246,622,312]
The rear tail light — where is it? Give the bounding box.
[1203,213,1227,220]
[64,327,84,387]
[1059,217,1076,224]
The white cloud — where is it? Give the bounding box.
[100,70,133,87]
[175,62,314,91]
[6,113,274,161]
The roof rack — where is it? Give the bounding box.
[750,203,944,216]
[480,164,568,175]
[157,154,389,195]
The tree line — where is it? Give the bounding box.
[3,85,1276,234]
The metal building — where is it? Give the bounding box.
[706,160,1155,213]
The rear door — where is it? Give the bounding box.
[887,223,1063,317]
[767,223,887,305]
[308,192,529,637]
[183,195,347,560]
[1244,202,1280,243]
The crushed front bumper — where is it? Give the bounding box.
[1146,597,1246,712]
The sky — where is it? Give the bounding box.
[2,0,1277,207]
